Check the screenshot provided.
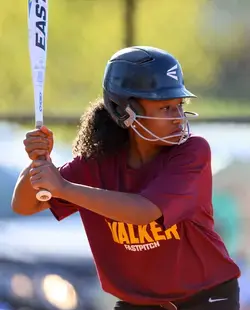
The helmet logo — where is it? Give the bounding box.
[166,64,178,81]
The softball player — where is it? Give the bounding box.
[12,46,240,310]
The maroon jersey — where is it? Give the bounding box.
[49,136,240,304]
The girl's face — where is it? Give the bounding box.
[133,98,187,146]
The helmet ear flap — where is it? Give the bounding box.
[104,90,145,129]
[108,100,130,129]
[128,98,145,116]
[123,99,145,128]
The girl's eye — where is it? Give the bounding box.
[162,106,170,111]
[161,102,184,111]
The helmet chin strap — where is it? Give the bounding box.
[125,106,199,145]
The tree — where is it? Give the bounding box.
[1,0,245,115]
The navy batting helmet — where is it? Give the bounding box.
[102,46,197,134]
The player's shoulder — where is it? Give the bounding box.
[183,135,211,159]
[185,135,211,152]
[166,135,211,160]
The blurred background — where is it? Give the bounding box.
[0,0,250,309]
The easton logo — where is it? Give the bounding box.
[35,0,47,51]
[166,64,178,81]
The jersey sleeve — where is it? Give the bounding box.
[49,156,82,221]
[139,137,212,229]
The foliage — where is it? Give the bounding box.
[0,0,249,116]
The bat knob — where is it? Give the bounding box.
[36,189,52,202]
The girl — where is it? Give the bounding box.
[12,46,240,310]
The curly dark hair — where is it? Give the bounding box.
[72,98,129,159]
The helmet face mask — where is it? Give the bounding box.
[103,46,198,145]
[124,105,197,145]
